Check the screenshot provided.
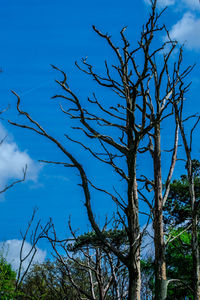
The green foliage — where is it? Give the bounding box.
[166,229,193,299]
[164,177,200,226]
[0,256,17,299]
[141,230,194,299]
[163,161,200,298]
[164,159,200,226]
[18,260,78,300]
[143,161,200,298]
[67,228,128,252]
[19,259,115,300]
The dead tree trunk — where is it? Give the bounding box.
[126,82,141,299]
[127,153,141,300]
[153,123,167,300]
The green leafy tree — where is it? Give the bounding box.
[0,256,17,300]
[46,227,129,299]
[19,258,120,300]
[164,160,200,227]
[19,260,78,300]
[165,230,193,299]
[68,229,128,252]
[141,162,200,299]
[162,161,200,298]
[141,230,194,299]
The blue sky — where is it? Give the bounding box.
[0,0,200,267]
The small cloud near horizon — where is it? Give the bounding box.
[0,123,42,199]
[0,239,46,271]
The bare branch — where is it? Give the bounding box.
[0,165,27,194]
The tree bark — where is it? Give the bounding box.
[153,123,167,300]
[126,153,141,300]
[128,259,141,300]
[125,78,141,299]
[154,215,167,300]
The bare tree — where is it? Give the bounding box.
[8,1,193,298]
[15,208,51,292]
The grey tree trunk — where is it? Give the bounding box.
[154,217,167,300]
[153,123,167,300]
[125,83,141,299]
[126,157,141,300]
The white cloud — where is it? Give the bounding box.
[169,13,200,50]
[0,123,41,194]
[0,239,46,271]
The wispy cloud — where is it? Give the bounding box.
[169,13,200,50]
[0,123,41,196]
[144,0,176,8]
[0,239,46,271]
[158,0,175,6]
[144,0,200,10]
[181,0,200,10]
